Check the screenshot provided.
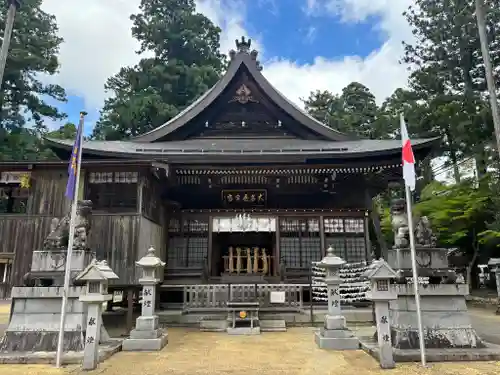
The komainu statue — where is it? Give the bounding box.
[414,215,437,247]
[42,200,93,250]
[390,198,437,248]
[390,198,409,248]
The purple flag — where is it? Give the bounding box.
[65,117,84,200]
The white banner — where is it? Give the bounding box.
[212,215,277,232]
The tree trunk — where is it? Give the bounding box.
[370,203,388,259]
[466,235,480,293]
[446,128,461,183]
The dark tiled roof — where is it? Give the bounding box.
[45,137,438,161]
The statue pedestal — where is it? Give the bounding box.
[390,284,484,349]
[28,249,94,285]
[0,286,87,352]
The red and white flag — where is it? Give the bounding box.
[400,113,416,191]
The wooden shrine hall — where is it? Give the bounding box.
[0,37,437,306]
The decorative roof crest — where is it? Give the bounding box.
[229,36,263,71]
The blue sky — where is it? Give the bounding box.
[42,0,408,136]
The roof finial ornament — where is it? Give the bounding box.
[236,36,251,54]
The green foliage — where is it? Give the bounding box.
[415,178,493,250]
[92,0,226,140]
[0,0,67,161]
[46,122,77,140]
[402,0,500,179]
[301,82,390,139]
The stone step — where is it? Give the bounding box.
[200,319,227,332]
[260,319,286,332]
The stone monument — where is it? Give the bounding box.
[122,247,168,351]
[314,246,359,350]
[362,259,398,369]
[75,259,119,370]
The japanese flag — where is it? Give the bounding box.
[400,113,416,191]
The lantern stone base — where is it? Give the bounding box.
[315,315,359,350]
[122,315,168,351]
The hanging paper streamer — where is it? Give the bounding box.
[311,260,370,304]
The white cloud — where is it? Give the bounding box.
[40,0,415,115]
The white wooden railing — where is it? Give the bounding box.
[181,283,305,312]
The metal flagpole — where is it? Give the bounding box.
[404,186,427,366]
[0,0,21,92]
[55,112,86,368]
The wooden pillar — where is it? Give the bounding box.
[137,173,145,215]
[319,215,326,257]
[126,288,134,333]
[208,215,213,276]
[364,212,372,261]
[274,215,280,277]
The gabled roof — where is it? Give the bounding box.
[75,259,119,282]
[132,37,351,142]
[362,259,398,280]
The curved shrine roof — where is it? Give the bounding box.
[45,136,439,163]
[46,37,439,163]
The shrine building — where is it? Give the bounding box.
[0,38,436,304]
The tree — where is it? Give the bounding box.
[415,178,495,288]
[0,0,67,160]
[402,0,500,180]
[301,90,337,123]
[302,82,391,139]
[337,82,380,138]
[92,0,226,140]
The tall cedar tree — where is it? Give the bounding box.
[0,0,67,161]
[301,83,389,139]
[402,0,500,180]
[92,0,226,140]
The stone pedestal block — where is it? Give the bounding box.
[390,284,484,349]
[122,315,168,351]
[315,315,359,350]
[0,286,87,352]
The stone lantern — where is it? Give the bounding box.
[488,258,500,314]
[75,259,119,371]
[363,259,398,369]
[122,246,168,351]
[314,246,359,350]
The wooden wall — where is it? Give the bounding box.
[89,214,140,285]
[0,166,167,288]
[0,216,55,286]
[29,170,69,216]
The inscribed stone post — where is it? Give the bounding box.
[76,259,118,371]
[362,259,398,369]
[82,303,102,370]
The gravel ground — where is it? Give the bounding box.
[0,302,499,375]
[0,328,498,375]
